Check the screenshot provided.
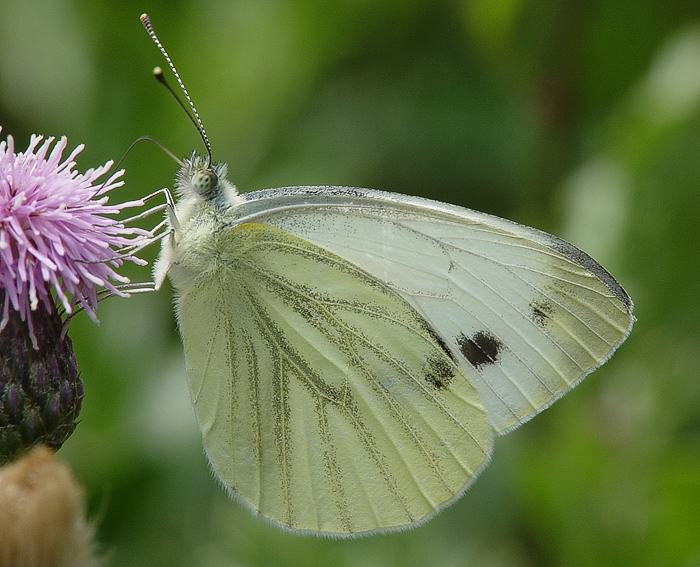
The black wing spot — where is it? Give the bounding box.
[426,326,457,363]
[424,354,455,390]
[530,300,554,327]
[457,330,502,369]
[422,324,457,389]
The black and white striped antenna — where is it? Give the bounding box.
[140,13,214,167]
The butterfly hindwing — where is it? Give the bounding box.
[177,222,493,535]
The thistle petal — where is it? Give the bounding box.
[0,128,149,346]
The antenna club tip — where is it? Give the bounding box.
[139,13,149,22]
[153,67,166,85]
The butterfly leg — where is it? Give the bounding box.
[152,186,181,291]
[58,281,159,338]
[118,186,179,256]
[76,187,178,266]
[163,187,181,232]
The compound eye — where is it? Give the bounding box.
[192,169,218,196]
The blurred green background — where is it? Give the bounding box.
[2,1,700,566]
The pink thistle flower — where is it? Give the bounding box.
[0,128,149,347]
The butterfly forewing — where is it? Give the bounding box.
[177,222,493,535]
[227,187,634,434]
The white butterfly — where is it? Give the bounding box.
[141,15,634,537]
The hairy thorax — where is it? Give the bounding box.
[155,198,233,294]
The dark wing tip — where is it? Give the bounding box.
[548,238,633,311]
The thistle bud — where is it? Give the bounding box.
[0,295,83,464]
[0,445,99,567]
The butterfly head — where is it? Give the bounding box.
[176,152,238,204]
[192,168,218,197]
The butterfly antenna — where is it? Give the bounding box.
[151,67,200,140]
[140,13,214,168]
